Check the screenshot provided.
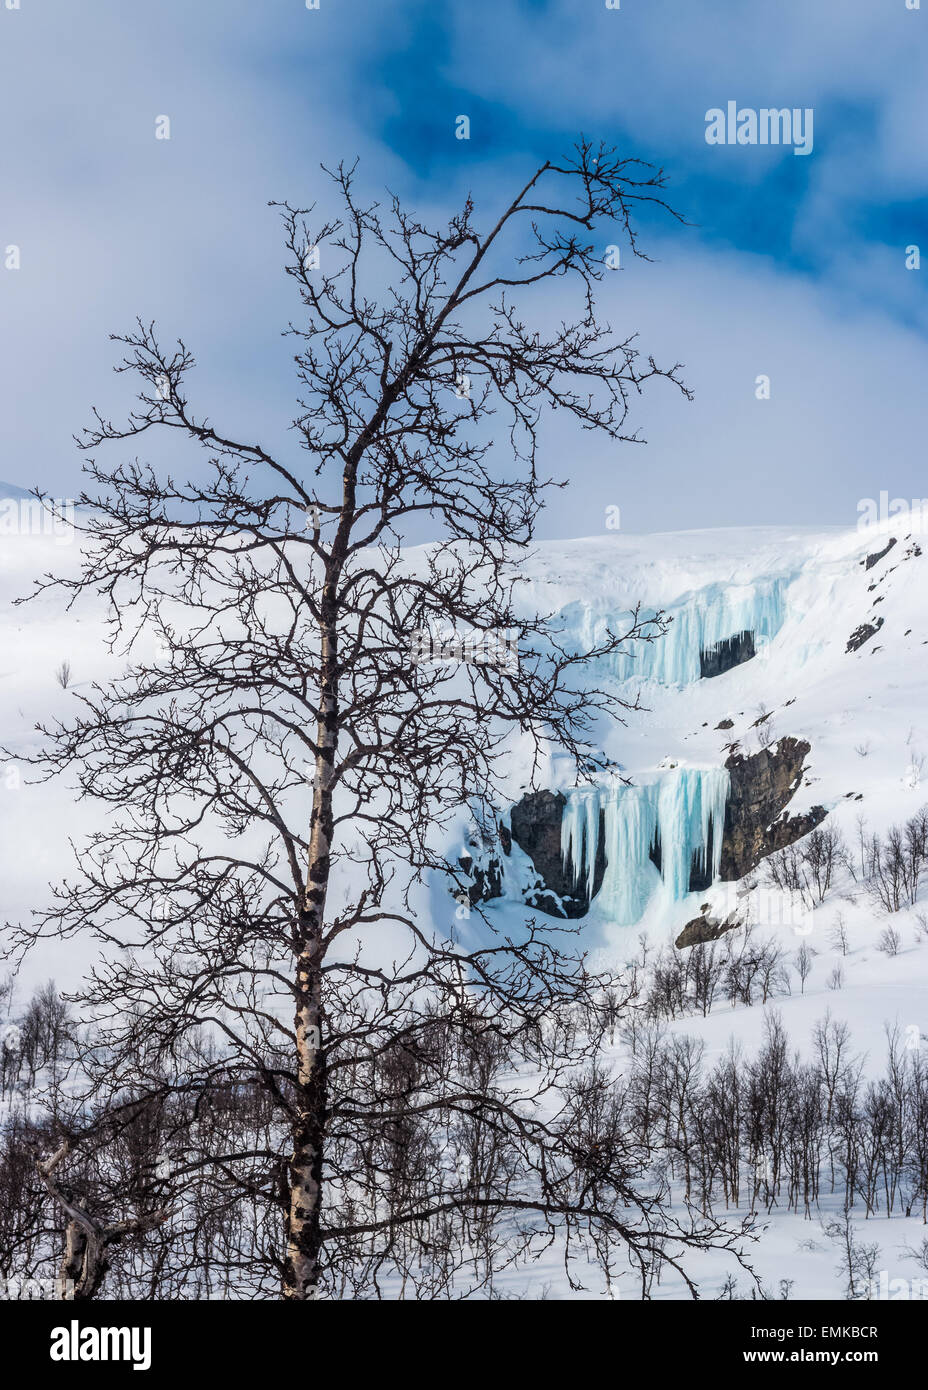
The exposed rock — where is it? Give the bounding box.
[716,718,734,730]
[489,738,824,919]
[846,617,884,653]
[700,630,755,679]
[676,907,744,949]
[456,845,505,906]
[718,736,826,881]
[508,789,605,918]
[862,537,897,570]
[462,857,504,906]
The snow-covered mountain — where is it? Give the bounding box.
[430,519,928,1298]
[6,516,927,976]
[4,517,928,1298]
[457,522,927,947]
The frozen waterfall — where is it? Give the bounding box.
[560,766,730,924]
[541,572,784,924]
[560,576,790,686]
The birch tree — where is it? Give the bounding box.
[8,145,755,1299]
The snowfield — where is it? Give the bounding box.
[477,520,928,953]
[3,509,928,1299]
[434,518,928,1298]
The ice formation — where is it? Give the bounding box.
[560,576,790,686]
[541,572,793,922]
[560,766,730,924]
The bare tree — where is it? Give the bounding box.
[764,824,847,908]
[32,1134,172,1301]
[7,148,757,1300]
[753,705,775,750]
[877,925,902,957]
[829,912,850,957]
[794,943,814,995]
[822,1210,881,1300]
[865,809,928,913]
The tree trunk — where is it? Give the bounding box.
[59,1219,107,1300]
[284,604,338,1299]
[284,922,327,1299]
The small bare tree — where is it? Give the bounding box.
[794,943,814,994]
[32,1135,172,1300]
[829,912,850,956]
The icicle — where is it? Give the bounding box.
[560,788,602,904]
[558,576,791,687]
[561,766,730,925]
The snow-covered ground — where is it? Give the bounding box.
[459,519,928,1298]
[3,511,928,1298]
[481,519,928,964]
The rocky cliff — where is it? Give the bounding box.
[718,736,826,880]
[492,736,825,919]
[508,790,606,917]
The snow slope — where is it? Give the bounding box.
[458,522,928,949]
[3,517,928,1298]
[479,521,928,1298]
[5,515,928,1031]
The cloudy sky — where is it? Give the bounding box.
[1,0,925,537]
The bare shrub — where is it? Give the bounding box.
[865,807,928,912]
[829,913,850,956]
[794,942,814,993]
[764,825,848,908]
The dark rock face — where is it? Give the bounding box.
[676,907,743,949]
[486,738,824,918]
[846,617,884,653]
[718,736,826,881]
[863,537,897,571]
[508,790,605,917]
[458,853,504,906]
[699,630,755,679]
